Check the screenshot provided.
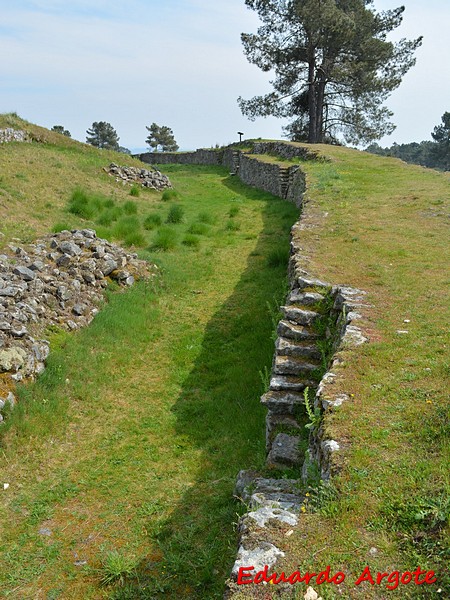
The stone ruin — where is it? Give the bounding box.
[0,229,153,421]
[0,129,29,143]
[105,163,172,191]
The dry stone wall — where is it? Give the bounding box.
[136,141,316,208]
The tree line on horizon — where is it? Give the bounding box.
[366,112,450,171]
[51,121,179,154]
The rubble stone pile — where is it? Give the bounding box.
[0,229,152,419]
[106,163,172,190]
[0,128,29,143]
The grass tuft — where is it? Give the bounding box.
[166,204,184,224]
[161,189,179,202]
[182,233,200,248]
[143,213,162,230]
[152,226,178,251]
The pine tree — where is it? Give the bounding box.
[86,121,120,150]
[238,0,422,144]
[51,125,71,137]
[430,112,450,170]
[145,123,179,152]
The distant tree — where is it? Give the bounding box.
[86,121,120,150]
[430,112,450,170]
[145,123,179,152]
[118,146,132,155]
[51,125,71,137]
[238,0,422,145]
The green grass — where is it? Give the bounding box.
[0,156,297,598]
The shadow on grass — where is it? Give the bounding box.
[112,177,299,599]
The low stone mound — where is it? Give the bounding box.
[0,128,29,143]
[0,229,154,418]
[106,163,172,190]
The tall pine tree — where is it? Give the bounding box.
[238,0,422,144]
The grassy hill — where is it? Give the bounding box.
[0,115,448,599]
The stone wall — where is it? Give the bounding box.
[136,141,313,207]
[224,152,369,598]
[138,148,223,166]
[238,154,284,199]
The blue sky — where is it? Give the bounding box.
[1,0,449,150]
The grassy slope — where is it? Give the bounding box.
[0,113,151,244]
[0,118,448,598]
[267,145,449,599]
[0,116,298,598]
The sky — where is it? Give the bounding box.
[1,0,449,151]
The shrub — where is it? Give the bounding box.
[228,206,240,217]
[129,185,140,197]
[152,226,178,251]
[182,233,200,248]
[161,189,179,202]
[123,200,138,215]
[104,198,116,208]
[166,204,184,224]
[143,213,162,230]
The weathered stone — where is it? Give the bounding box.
[267,433,301,468]
[72,304,86,316]
[13,266,36,281]
[277,319,319,341]
[231,543,285,579]
[247,505,298,528]
[28,260,45,272]
[56,286,72,301]
[270,374,315,392]
[281,305,320,326]
[261,390,306,414]
[11,325,28,338]
[273,355,319,377]
[58,241,82,256]
[82,271,96,284]
[275,336,321,360]
[56,254,71,267]
[0,287,18,297]
[0,347,27,371]
[99,257,118,276]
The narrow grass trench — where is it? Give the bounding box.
[0,167,298,599]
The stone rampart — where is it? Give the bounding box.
[136,141,315,207]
